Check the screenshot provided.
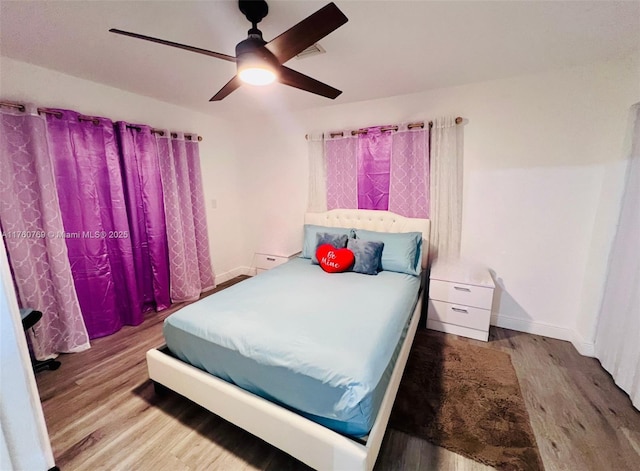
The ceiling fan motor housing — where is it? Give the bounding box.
[235,34,279,73]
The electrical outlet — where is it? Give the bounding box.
[211,199,217,209]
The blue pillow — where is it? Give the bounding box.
[354,229,422,276]
[301,224,354,259]
[347,238,384,275]
[312,232,349,264]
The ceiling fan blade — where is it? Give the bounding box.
[210,75,243,101]
[109,28,236,62]
[278,66,342,99]
[265,2,348,64]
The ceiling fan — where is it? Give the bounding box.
[110,1,348,102]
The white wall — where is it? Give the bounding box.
[0,238,55,470]
[230,56,640,352]
[0,57,245,282]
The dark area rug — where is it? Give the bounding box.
[389,330,544,471]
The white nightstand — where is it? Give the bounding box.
[254,252,299,275]
[426,260,495,342]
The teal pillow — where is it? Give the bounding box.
[354,229,422,276]
[301,224,354,259]
[347,238,384,275]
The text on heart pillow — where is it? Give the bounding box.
[316,244,355,273]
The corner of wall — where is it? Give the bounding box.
[570,331,596,357]
[214,266,255,284]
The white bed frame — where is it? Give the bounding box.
[147,209,430,470]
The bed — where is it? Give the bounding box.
[147,209,430,470]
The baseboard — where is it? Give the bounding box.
[490,313,597,358]
[215,266,254,284]
[490,313,573,342]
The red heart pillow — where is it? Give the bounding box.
[316,244,355,273]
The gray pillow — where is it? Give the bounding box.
[301,224,353,259]
[312,232,349,264]
[347,238,384,275]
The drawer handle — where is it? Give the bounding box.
[451,307,468,314]
[266,257,276,261]
[453,286,471,292]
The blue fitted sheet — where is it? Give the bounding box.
[163,257,420,436]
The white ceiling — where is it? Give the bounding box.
[1,1,639,116]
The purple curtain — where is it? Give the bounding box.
[115,122,171,312]
[185,138,215,291]
[389,127,430,218]
[322,123,430,217]
[357,127,391,211]
[156,132,214,301]
[0,105,90,358]
[2,103,214,345]
[45,110,141,339]
[325,133,358,210]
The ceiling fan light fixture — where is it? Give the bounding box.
[239,65,276,86]
[235,34,279,87]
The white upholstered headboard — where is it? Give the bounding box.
[304,209,430,269]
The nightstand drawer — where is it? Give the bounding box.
[254,253,289,270]
[427,299,491,331]
[429,279,494,309]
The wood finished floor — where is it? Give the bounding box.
[35,276,640,471]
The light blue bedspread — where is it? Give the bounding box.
[164,257,420,436]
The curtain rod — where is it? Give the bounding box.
[125,124,202,141]
[0,100,203,141]
[305,117,463,140]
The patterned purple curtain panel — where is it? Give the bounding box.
[324,133,358,210]
[0,105,90,358]
[321,123,430,217]
[45,110,142,339]
[389,127,430,218]
[357,127,391,211]
[185,138,215,291]
[156,133,212,302]
[115,122,171,312]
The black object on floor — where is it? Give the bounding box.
[20,309,61,373]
